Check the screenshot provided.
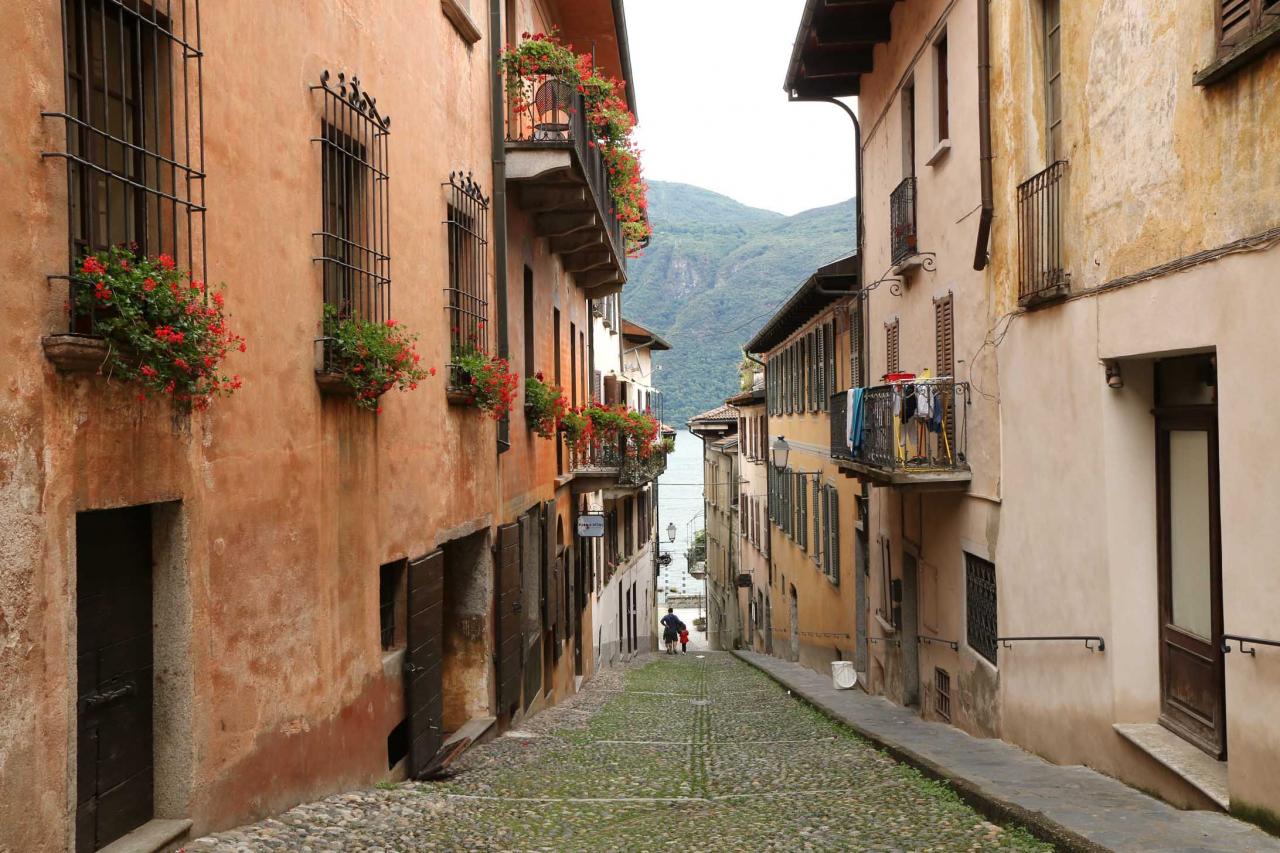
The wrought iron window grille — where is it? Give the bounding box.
[890,176,918,265]
[311,70,391,370]
[443,171,491,389]
[44,0,207,334]
[934,667,952,722]
[965,553,998,665]
[1017,159,1069,303]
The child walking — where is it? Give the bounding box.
[679,627,690,654]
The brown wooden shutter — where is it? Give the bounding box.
[592,370,603,403]
[406,550,444,777]
[813,478,822,563]
[496,523,522,714]
[815,329,825,411]
[934,293,954,378]
[1218,0,1257,48]
[543,501,559,645]
[828,486,840,584]
[823,322,834,408]
[886,319,900,375]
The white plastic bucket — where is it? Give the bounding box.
[831,660,857,690]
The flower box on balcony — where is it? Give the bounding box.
[43,333,112,373]
[314,370,359,398]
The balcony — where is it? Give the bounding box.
[830,379,972,490]
[1017,160,1069,305]
[890,177,918,266]
[570,436,665,493]
[505,73,626,298]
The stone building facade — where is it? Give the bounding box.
[0,1,650,850]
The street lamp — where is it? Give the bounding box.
[666,522,677,543]
[771,435,790,471]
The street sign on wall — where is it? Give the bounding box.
[576,513,606,538]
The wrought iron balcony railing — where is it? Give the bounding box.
[505,73,625,264]
[1017,160,1069,303]
[830,379,970,484]
[890,177,918,265]
[570,435,667,487]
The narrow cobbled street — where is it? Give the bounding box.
[188,654,1048,852]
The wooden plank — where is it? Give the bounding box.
[405,550,444,778]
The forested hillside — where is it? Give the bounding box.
[624,182,856,425]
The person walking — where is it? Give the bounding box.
[660,608,681,655]
[679,626,690,654]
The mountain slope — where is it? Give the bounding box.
[624,182,855,425]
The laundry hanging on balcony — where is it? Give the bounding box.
[846,387,866,453]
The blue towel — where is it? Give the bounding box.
[848,388,865,453]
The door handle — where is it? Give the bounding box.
[84,681,135,711]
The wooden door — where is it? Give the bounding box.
[1157,409,1225,757]
[76,507,153,853]
[405,550,444,777]
[496,523,522,719]
[788,587,799,661]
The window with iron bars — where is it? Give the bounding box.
[312,70,391,369]
[46,0,206,333]
[965,552,998,665]
[934,667,952,721]
[445,171,491,388]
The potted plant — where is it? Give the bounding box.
[50,246,245,411]
[319,305,432,412]
[450,342,519,420]
[523,372,568,438]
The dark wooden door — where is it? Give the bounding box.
[1157,409,1225,758]
[76,507,153,853]
[901,551,920,707]
[496,522,523,719]
[405,550,444,777]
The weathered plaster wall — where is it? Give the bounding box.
[985,0,1280,817]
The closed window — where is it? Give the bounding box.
[1043,0,1062,162]
[965,553,998,665]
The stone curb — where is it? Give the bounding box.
[731,650,1107,853]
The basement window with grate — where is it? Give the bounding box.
[935,667,952,721]
[47,0,206,334]
[312,71,391,368]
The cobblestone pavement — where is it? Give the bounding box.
[187,653,1051,852]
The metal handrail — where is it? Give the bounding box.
[1222,633,1280,656]
[998,635,1105,652]
[867,636,901,646]
[918,636,959,651]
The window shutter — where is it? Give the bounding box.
[828,487,840,584]
[934,293,954,378]
[592,370,603,403]
[815,329,825,411]
[813,478,823,564]
[886,319,900,375]
[1218,0,1256,48]
[798,474,806,548]
[850,304,863,388]
[825,322,836,405]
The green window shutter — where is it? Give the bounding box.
[816,326,826,411]
[818,481,827,568]
[829,487,841,584]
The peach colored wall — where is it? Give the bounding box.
[0,0,624,848]
[986,0,1280,816]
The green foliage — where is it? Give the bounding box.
[624,182,856,424]
[523,373,567,438]
[73,247,245,411]
[324,305,431,411]
[686,528,707,564]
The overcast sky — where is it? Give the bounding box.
[624,0,857,216]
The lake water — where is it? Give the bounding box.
[657,430,706,602]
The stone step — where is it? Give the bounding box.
[1113,722,1230,811]
[98,819,192,853]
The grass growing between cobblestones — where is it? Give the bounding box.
[188,653,1054,852]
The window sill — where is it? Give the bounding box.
[1194,17,1280,86]
[925,138,951,167]
[43,333,109,373]
[441,0,483,45]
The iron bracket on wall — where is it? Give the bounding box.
[867,636,900,647]
[998,635,1105,652]
[918,635,959,651]
[1222,633,1280,655]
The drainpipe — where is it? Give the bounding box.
[974,0,994,271]
[490,0,511,452]
[791,94,867,392]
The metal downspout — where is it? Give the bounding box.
[974,0,994,270]
[490,0,510,452]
